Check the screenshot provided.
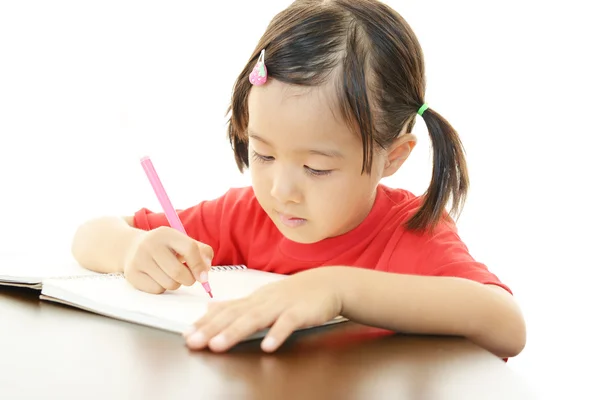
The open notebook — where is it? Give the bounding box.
[0,254,99,289]
[38,265,347,340]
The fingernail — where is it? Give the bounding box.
[262,336,277,352]
[199,271,208,283]
[186,330,206,348]
[204,256,212,266]
[209,334,226,348]
[182,326,195,338]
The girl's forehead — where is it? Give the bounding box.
[248,80,350,141]
[249,79,336,112]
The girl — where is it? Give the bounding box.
[71,0,526,358]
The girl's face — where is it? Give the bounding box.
[247,79,389,244]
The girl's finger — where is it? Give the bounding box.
[126,270,166,295]
[191,300,232,329]
[207,306,277,352]
[261,309,306,352]
[145,259,181,291]
[161,229,213,282]
[153,247,195,286]
[186,302,246,350]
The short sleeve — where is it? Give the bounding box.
[388,221,512,295]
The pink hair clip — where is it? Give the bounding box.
[249,49,268,86]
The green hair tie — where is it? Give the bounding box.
[417,103,429,116]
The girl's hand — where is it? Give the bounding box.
[123,226,214,294]
[183,268,343,352]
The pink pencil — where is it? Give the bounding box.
[140,156,213,298]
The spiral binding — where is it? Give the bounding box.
[210,265,246,271]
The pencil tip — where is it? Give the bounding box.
[208,291,213,298]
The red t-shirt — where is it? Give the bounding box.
[133,184,511,294]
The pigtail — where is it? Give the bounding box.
[405,108,469,232]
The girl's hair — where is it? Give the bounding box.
[226,0,469,232]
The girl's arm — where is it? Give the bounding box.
[183,265,525,357]
[71,216,141,273]
[334,266,526,358]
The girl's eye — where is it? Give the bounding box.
[251,151,274,163]
[251,150,332,177]
[304,167,332,177]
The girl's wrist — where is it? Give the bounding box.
[310,266,359,318]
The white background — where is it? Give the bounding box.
[1,0,598,398]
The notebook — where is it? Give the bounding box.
[0,254,99,289]
[38,265,347,340]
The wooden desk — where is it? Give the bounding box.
[0,286,535,399]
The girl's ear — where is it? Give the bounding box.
[382,133,417,178]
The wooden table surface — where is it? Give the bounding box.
[0,286,535,400]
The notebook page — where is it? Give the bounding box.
[40,268,286,332]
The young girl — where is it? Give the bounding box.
[71,0,526,358]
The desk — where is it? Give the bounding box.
[0,286,535,400]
